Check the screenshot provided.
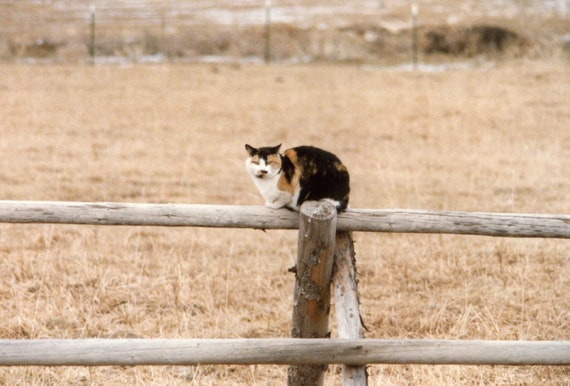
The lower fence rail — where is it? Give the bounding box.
[1,339,569,366]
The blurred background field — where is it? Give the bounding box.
[1,1,569,385]
[1,0,569,64]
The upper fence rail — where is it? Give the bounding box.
[0,201,569,238]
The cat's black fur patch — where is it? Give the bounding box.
[279,152,296,183]
[292,146,350,211]
[245,144,281,161]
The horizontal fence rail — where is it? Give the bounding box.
[1,339,569,367]
[0,201,569,238]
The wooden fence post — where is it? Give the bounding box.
[333,231,368,385]
[288,201,337,386]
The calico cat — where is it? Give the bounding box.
[245,144,350,211]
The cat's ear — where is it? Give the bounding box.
[245,144,258,156]
[271,144,282,154]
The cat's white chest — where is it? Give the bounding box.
[246,160,293,209]
[251,173,293,209]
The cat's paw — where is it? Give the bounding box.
[265,201,286,209]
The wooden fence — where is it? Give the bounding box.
[2,338,568,366]
[0,200,569,385]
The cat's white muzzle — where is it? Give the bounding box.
[246,158,277,180]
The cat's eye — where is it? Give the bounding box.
[252,160,260,165]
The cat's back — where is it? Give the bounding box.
[283,145,350,211]
[285,145,347,173]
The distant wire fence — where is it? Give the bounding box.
[2,1,380,64]
[1,1,276,63]
[0,1,545,64]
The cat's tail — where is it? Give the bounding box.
[322,198,348,212]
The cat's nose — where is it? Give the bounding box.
[260,170,268,175]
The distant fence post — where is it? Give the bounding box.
[411,3,419,71]
[264,0,272,63]
[288,201,337,386]
[89,4,96,64]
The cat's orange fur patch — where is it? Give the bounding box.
[266,153,281,168]
[278,149,299,195]
[334,162,347,172]
[284,148,297,164]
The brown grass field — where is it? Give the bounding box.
[0,60,569,384]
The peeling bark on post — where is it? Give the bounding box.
[333,231,368,385]
[288,201,337,386]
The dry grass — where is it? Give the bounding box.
[0,60,569,384]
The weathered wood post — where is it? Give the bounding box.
[288,201,337,386]
[333,231,368,385]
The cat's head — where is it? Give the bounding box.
[245,144,282,179]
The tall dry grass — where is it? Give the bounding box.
[0,61,569,384]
